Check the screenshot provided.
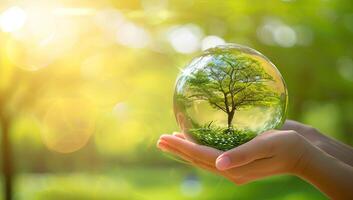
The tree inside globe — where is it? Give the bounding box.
[173,44,288,151]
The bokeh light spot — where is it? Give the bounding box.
[167,24,203,54]
[116,22,150,48]
[141,0,169,12]
[0,6,27,33]
[337,56,353,81]
[257,18,298,48]
[274,25,297,47]
[41,98,96,153]
[3,5,80,71]
[201,35,225,51]
[294,26,313,46]
[180,175,202,197]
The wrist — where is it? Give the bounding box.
[293,144,353,199]
[290,137,320,177]
[294,141,338,181]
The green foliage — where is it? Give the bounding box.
[7,168,327,200]
[0,162,328,200]
[0,0,352,198]
[186,48,280,127]
[189,122,256,151]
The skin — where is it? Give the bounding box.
[282,120,353,167]
[157,120,353,200]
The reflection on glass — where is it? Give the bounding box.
[174,44,288,150]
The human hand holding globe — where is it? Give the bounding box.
[157,44,353,199]
[157,43,293,183]
[157,129,312,185]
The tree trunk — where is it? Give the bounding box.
[227,110,235,129]
[1,114,13,200]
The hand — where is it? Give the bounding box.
[157,132,224,175]
[282,120,353,167]
[282,120,322,146]
[157,129,313,185]
[158,121,353,199]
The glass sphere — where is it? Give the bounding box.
[173,44,288,151]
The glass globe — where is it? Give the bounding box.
[173,44,288,151]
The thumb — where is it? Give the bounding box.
[215,131,275,170]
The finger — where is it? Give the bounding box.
[158,139,234,179]
[282,120,310,133]
[281,120,298,130]
[160,134,222,164]
[226,157,278,185]
[158,140,220,174]
[281,121,316,142]
[191,159,220,174]
[216,131,276,170]
[226,157,276,179]
[172,132,186,139]
[282,120,307,133]
[158,140,193,163]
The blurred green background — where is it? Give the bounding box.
[0,0,352,199]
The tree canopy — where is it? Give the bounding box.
[186,48,280,128]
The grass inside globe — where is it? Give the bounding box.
[174,44,288,151]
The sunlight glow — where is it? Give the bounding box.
[52,8,96,16]
[180,177,202,197]
[0,6,27,33]
[96,9,150,48]
[201,35,225,51]
[141,0,169,12]
[257,18,298,48]
[273,25,297,47]
[4,5,80,71]
[41,98,95,153]
[116,22,150,48]
[112,102,129,121]
[167,24,203,54]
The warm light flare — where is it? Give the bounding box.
[52,7,97,16]
[0,6,27,33]
[41,98,96,153]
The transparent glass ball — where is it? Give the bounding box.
[174,44,288,151]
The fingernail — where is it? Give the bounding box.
[156,139,162,146]
[160,135,169,140]
[157,140,168,150]
[216,156,231,170]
